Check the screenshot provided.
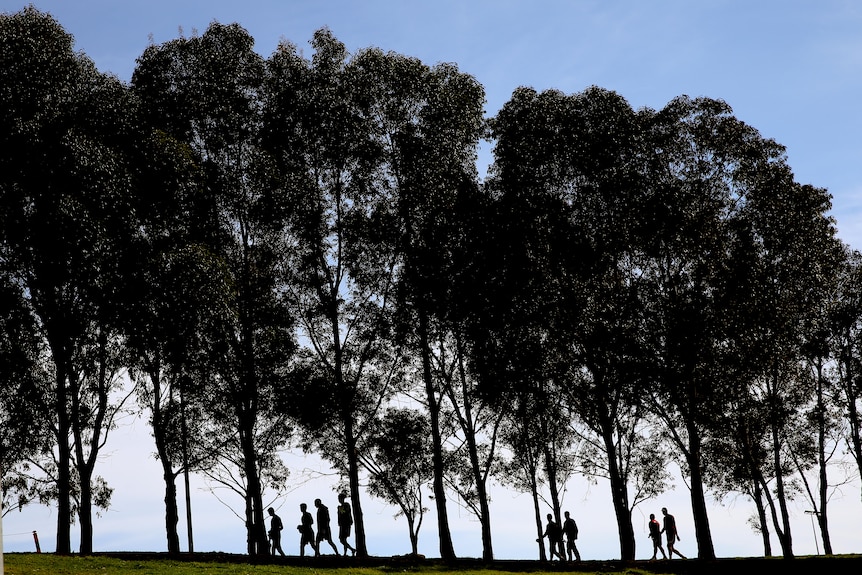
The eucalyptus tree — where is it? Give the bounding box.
[831,248,862,501]
[481,86,665,560]
[0,8,141,554]
[638,96,839,559]
[132,22,296,555]
[347,47,486,561]
[261,30,404,558]
[360,407,433,556]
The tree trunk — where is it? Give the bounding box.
[162,468,181,554]
[455,344,493,561]
[407,515,419,556]
[345,418,368,557]
[600,419,635,560]
[78,467,93,554]
[769,403,794,558]
[241,422,269,555]
[752,478,772,557]
[55,362,72,555]
[686,421,715,560]
[815,363,833,555]
[150,369,181,553]
[542,441,565,561]
[419,308,456,561]
[530,473,547,562]
[755,469,792,558]
[180,384,194,553]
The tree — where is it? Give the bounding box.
[347,47,486,561]
[829,248,862,505]
[482,86,663,560]
[0,7,140,553]
[361,408,433,556]
[132,22,296,555]
[262,30,404,558]
[639,95,839,559]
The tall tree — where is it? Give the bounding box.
[262,30,404,558]
[0,7,139,553]
[482,86,661,560]
[639,96,839,560]
[349,48,486,561]
[132,22,296,555]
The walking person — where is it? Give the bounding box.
[267,507,285,556]
[315,498,340,555]
[298,503,317,557]
[337,492,356,556]
[562,511,581,561]
[660,507,687,559]
[539,513,564,561]
[648,513,667,560]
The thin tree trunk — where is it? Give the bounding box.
[752,478,772,557]
[455,340,493,561]
[542,441,565,561]
[600,417,635,560]
[530,473,547,561]
[686,421,715,560]
[419,309,455,561]
[150,368,181,553]
[769,403,794,558]
[814,362,833,555]
[180,383,194,553]
[345,418,367,557]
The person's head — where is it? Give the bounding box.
[661,507,668,515]
[338,492,347,502]
[564,511,570,519]
[314,498,322,507]
[300,503,307,511]
[650,513,655,520]
[547,513,553,521]
[268,507,274,516]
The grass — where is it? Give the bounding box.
[5,553,862,575]
[2,554,640,575]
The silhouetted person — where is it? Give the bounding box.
[267,507,285,556]
[298,503,317,557]
[648,513,666,560]
[315,498,340,555]
[337,492,356,556]
[563,511,581,561]
[539,513,564,561]
[661,507,686,559]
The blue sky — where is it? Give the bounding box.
[3,0,862,560]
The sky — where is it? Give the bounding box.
[2,0,862,561]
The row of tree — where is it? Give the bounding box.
[2,7,861,562]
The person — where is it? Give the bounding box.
[539,513,564,561]
[267,507,285,556]
[298,503,317,557]
[661,507,687,559]
[315,498,340,555]
[648,513,667,560]
[337,492,356,556]
[562,511,581,561]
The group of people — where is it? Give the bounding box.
[269,498,686,561]
[266,492,356,557]
[538,510,581,561]
[647,507,687,561]
[540,507,687,562]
